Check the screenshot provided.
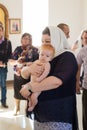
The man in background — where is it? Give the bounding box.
[57,23,70,39]
[0,23,12,108]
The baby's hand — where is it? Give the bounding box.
[17,56,25,63]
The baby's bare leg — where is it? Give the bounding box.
[28,92,41,111]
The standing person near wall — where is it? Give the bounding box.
[73,30,87,90]
[20,26,78,130]
[57,23,71,50]
[76,30,87,130]
[9,33,39,115]
[71,30,87,55]
[0,24,12,108]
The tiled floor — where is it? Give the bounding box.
[0,87,33,130]
[0,86,83,130]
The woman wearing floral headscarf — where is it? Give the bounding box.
[20,27,78,130]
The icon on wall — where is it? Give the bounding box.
[9,19,21,34]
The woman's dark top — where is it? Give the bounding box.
[29,51,78,129]
[12,46,39,62]
[12,45,39,99]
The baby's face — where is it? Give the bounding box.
[39,49,53,62]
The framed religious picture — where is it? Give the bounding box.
[9,19,21,34]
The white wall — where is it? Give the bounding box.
[0,0,22,80]
[23,0,48,47]
[83,0,87,29]
[48,0,83,45]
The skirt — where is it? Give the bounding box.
[34,120,72,130]
[14,74,29,100]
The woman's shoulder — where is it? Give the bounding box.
[63,51,77,61]
[15,46,22,50]
[13,46,22,52]
[80,45,87,52]
[32,46,38,51]
[64,51,75,55]
[53,51,77,64]
[77,46,87,58]
[57,51,75,58]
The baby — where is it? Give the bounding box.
[21,44,55,111]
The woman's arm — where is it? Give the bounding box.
[30,76,62,92]
[20,76,63,98]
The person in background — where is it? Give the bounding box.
[57,23,71,50]
[57,23,70,39]
[20,26,78,130]
[71,30,87,55]
[72,30,87,92]
[9,33,39,115]
[76,30,87,130]
[0,24,12,108]
[21,44,55,111]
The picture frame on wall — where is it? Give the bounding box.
[9,19,21,34]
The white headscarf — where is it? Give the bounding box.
[48,26,70,57]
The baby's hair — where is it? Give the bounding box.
[40,44,55,57]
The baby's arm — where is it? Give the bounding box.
[36,62,51,82]
[21,63,32,79]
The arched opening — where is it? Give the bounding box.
[0,4,9,39]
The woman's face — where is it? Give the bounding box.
[81,32,87,46]
[41,34,51,45]
[21,36,32,47]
